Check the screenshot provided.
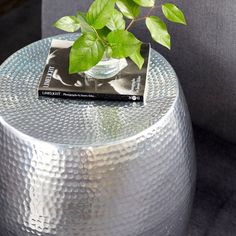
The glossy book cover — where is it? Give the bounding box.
[38,39,150,102]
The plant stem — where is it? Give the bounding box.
[126,19,135,31]
[92,26,108,47]
[125,5,160,31]
[147,6,155,16]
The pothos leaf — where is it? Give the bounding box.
[162,3,187,25]
[76,11,94,33]
[53,16,80,32]
[69,32,105,73]
[116,0,140,19]
[107,30,141,58]
[86,0,116,29]
[132,0,155,7]
[129,44,144,69]
[106,9,126,30]
[146,16,171,49]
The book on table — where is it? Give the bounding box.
[38,39,150,102]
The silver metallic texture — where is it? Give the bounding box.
[0,34,196,236]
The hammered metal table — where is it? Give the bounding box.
[0,34,196,236]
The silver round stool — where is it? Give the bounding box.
[0,34,196,236]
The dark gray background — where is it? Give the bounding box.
[0,0,41,64]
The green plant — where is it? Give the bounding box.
[53,0,186,74]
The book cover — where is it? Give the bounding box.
[38,39,150,102]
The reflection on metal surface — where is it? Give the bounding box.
[0,34,196,236]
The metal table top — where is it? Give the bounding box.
[0,34,178,146]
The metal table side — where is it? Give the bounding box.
[0,34,196,236]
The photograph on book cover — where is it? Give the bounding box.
[39,40,150,101]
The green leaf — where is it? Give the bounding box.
[132,0,155,7]
[106,9,126,31]
[129,44,144,69]
[76,12,94,33]
[162,3,187,25]
[86,0,116,29]
[97,27,111,41]
[53,16,80,32]
[146,16,171,49]
[69,33,105,73]
[116,0,140,19]
[106,46,113,58]
[107,30,141,58]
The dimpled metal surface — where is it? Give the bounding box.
[0,34,196,236]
